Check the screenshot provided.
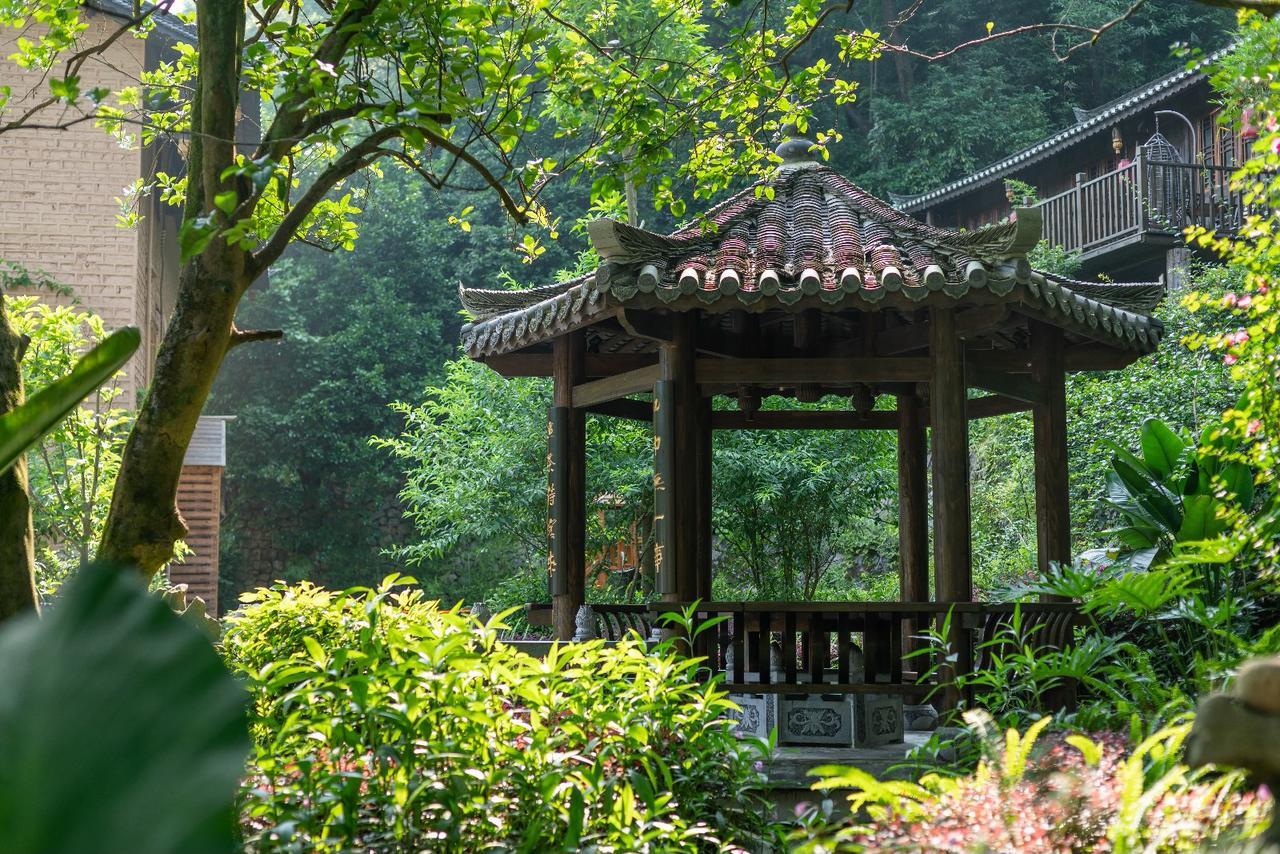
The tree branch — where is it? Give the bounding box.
[869,0,1150,62]
[228,327,284,348]
[251,0,388,165]
[247,126,400,279]
[419,125,528,223]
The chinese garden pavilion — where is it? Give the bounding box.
[458,138,1165,662]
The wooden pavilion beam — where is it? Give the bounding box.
[968,343,1141,374]
[573,364,661,408]
[484,352,656,378]
[1031,320,1071,595]
[966,394,1032,419]
[583,399,653,421]
[549,332,586,642]
[711,410,898,430]
[966,365,1047,405]
[870,305,1012,356]
[696,357,929,386]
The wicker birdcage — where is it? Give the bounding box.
[1144,131,1193,230]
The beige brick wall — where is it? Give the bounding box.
[0,11,149,402]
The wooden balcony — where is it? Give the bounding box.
[1036,145,1249,266]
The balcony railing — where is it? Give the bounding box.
[664,600,1081,709]
[1036,146,1249,258]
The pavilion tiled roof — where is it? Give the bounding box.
[459,152,1165,359]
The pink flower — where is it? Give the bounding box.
[1249,419,1264,436]
[1223,292,1238,307]
[1225,353,1239,365]
[1271,136,1280,155]
[1238,295,1253,309]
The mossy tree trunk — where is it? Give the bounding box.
[98,0,248,576]
[0,296,38,620]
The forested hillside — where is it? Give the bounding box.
[211,0,1233,604]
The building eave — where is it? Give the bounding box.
[84,0,195,45]
[892,50,1224,214]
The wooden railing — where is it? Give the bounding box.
[655,601,1081,707]
[1036,147,1249,257]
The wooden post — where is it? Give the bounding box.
[930,308,971,711]
[929,309,971,603]
[550,332,586,641]
[1073,171,1086,252]
[897,390,929,600]
[673,313,699,601]
[653,377,676,601]
[695,396,713,601]
[1134,145,1148,230]
[897,389,929,654]
[1031,320,1070,595]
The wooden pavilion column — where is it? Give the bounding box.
[897,389,929,655]
[655,312,700,603]
[929,308,971,602]
[897,390,929,601]
[695,396,714,601]
[549,331,586,641]
[1031,320,1070,595]
[929,308,971,709]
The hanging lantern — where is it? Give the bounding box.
[1111,126,1124,155]
[1241,107,1259,143]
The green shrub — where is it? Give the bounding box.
[224,578,778,852]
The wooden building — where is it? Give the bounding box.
[892,51,1254,284]
[458,137,1164,706]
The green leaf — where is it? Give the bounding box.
[49,74,80,102]
[178,215,216,262]
[1217,461,1254,507]
[1111,456,1181,533]
[213,190,238,215]
[1177,494,1227,541]
[0,564,249,852]
[0,326,139,474]
[1066,734,1103,766]
[1139,419,1184,480]
[564,786,584,848]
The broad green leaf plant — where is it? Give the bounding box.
[0,564,250,854]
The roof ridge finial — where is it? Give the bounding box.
[775,124,818,167]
